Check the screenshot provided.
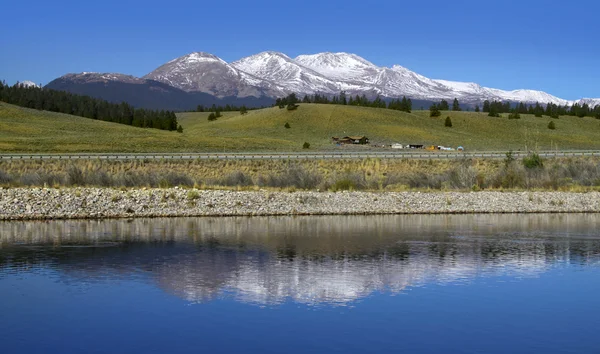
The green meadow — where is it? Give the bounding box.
[1,102,599,153]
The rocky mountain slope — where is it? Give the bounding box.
[44,51,598,109]
[45,72,274,110]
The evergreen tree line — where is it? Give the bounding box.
[0,81,179,131]
[478,99,600,119]
[429,98,462,115]
[196,103,253,113]
[275,92,413,113]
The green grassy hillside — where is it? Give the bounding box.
[1,102,599,153]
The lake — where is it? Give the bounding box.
[1,215,600,354]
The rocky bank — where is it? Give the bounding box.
[0,188,599,220]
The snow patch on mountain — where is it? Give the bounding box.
[144,52,285,98]
[232,51,339,95]
[80,50,598,106]
[295,52,379,82]
[17,80,41,88]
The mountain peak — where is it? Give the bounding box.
[17,80,41,88]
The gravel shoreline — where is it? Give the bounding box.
[0,188,599,220]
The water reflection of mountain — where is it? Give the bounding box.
[1,215,599,305]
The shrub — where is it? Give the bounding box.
[523,153,544,169]
[221,171,253,186]
[187,190,200,200]
[332,178,356,191]
[303,142,310,149]
[207,113,217,121]
[548,121,556,130]
[504,151,515,167]
[444,116,452,127]
[177,125,184,133]
[508,112,521,119]
[284,122,291,129]
[287,104,299,111]
[66,165,85,186]
[0,169,12,184]
[430,105,441,117]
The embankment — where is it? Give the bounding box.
[1,188,599,220]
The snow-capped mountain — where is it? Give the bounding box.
[295,52,380,83]
[51,72,148,85]
[46,50,598,107]
[433,79,571,106]
[143,52,285,98]
[17,80,41,88]
[232,51,340,95]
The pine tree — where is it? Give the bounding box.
[483,100,490,113]
[475,105,480,113]
[439,99,449,111]
[430,104,441,117]
[444,116,453,127]
[548,121,556,130]
[452,98,461,111]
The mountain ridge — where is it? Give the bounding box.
[43,51,599,109]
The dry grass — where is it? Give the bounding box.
[1,157,599,191]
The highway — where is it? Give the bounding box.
[1,150,599,161]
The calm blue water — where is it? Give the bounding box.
[1,215,600,354]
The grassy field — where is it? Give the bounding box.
[2,102,600,153]
[2,157,599,191]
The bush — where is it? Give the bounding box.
[508,112,521,119]
[430,105,441,117]
[287,104,299,111]
[187,190,200,200]
[284,122,291,129]
[548,121,556,130]
[332,178,356,191]
[303,142,310,149]
[207,113,217,121]
[504,151,515,167]
[221,171,253,186]
[66,165,85,186]
[444,116,452,127]
[177,125,184,133]
[0,169,12,184]
[523,153,544,169]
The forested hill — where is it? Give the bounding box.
[0,81,180,131]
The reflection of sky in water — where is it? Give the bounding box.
[1,214,599,306]
[2,215,600,354]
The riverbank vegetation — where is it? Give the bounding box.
[1,156,599,191]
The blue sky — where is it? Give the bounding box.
[1,0,598,100]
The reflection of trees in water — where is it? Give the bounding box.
[1,215,600,305]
